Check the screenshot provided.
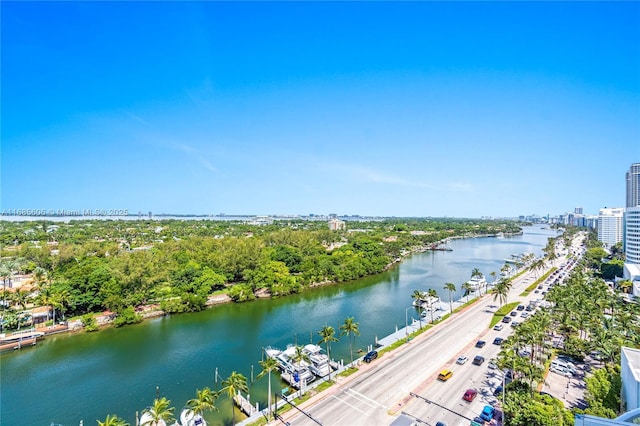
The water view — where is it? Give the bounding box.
[1,225,557,425]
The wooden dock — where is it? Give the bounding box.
[0,336,37,352]
[233,392,258,416]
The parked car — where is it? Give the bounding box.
[472,355,485,365]
[516,305,525,311]
[488,361,497,370]
[493,385,504,396]
[463,389,478,402]
[509,311,518,317]
[475,340,486,348]
[493,324,503,331]
[480,405,495,422]
[363,350,378,363]
[456,356,468,365]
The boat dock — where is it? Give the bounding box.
[233,392,258,416]
[0,336,37,352]
[0,329,45,352]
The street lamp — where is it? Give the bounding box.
[405,306,412,337]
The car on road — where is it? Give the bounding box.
[511,321,519,327]
[475,340,486,348]
[463,389,478,402]
[363,350,378,363]
[456,356,468,365]
[521,312,529,318]
[493,324,503,331]
[472,355,485,365]
[437,369,453,381]
[480,405,495,422]
[526,305,534,311]
[509,311,518,317]
[502,316,512,323]
[516,305,525,311]
[493,337,504,345]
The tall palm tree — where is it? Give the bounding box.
[257,355,279,420]
[470,268,484,295]
[411,289,424,328]
[444,283,456,313]
[462,281,473,302]
[221,371,249,425]
[186,387,218,416]
[491,280,511,307]
[489,271,497,285]
[141,397,174,426]
[97,414,129,426]
[426,289,438,323]
[317,324,338,380]
[340,316,360,365]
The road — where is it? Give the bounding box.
[277,241,578,426]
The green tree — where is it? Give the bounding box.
[186,387,218,416]
[444,282,456,313]
[318,324,338,381]
[141,397,174,426]
[340,316,360,365]
[221,371,249,425]
[257,356,279,421]
[97,414,129,426]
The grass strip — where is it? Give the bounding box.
[490,301,520,328]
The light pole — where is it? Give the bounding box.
[405,307,412,337]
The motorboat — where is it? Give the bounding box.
[180,408,206,426]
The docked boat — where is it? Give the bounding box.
[465,276,487,292]
[411,294,440,310]
[265,345,315,388]
[180,408,206,426]
[302,344,334,378]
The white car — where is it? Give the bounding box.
[493,324,504,331]
[456,356,468,365]
[488,361,497,370]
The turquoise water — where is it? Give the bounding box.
[0,226,557,425]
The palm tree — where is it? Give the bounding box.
[257,355,279,421]
[340,316,360,365]
[444,282,456,313]
[470,268,484,295]
[426,289,438,323]
[141,397,174,426]
[221,371,249,425]
[462,281,473,302]
[291,345,311,386]
[491,280,512,307]
[411,289,424,328]
[186,387,218,416]
[317,324,338,380]
[97,414,129,426]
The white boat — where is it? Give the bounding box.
[265,345,315,388]
[139,412,167,426]
[411,294,439,310]
[465,276,487,292]
[180,408,206,426]
[302,344,334,378]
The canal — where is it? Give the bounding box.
[0,225,558,425]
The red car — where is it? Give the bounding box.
[463,389,478,402]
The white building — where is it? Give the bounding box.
[328,218,345,231]
[622,347,640,412]
[626,162,640,208]
[624,206,640,297]
[598,208,625,248]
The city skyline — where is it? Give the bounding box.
[2,2,640,218]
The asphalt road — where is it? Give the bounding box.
[278,240,580,426]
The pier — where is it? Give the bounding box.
[233,392,258,416]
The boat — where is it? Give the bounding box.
[465,276,487,292]
[180,408,206,426]
[302,344,334,378]
[411,293,439,310]
[139,412,167,426]
[265,345,315,388]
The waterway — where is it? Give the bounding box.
[0,225,558,426]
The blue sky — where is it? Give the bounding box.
[2,2,639,218]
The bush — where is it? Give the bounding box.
[113,306,142,327]
[81,313,98,332]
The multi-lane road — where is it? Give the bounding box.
[277,242,579,426]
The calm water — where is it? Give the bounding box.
[0,225,557,426]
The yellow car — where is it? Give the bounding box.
[437,370,453,381]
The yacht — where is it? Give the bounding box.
[180,408,206,426]
[465,276,487,292]
[302,344,334,378]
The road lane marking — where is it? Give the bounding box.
[330,394,368,415]
[345,388,387,409]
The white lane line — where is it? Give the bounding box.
[330,394,368,415]
[345,388,387,409]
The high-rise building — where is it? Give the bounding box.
[627,163,640,208]
[598,207,625,248]
[575,207,583,215]
[626,206,640,264]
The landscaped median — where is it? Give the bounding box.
[521,267,557,296]
[489,301,520,328]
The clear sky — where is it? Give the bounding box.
[2,1,639,218]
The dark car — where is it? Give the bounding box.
[363,350,378,363]
[516,305,525,311]
[463,389,478,402]
[494,385,504,396]
[526,305,534,311]
[502,316,512,323]
[493,337,504,345]
[472,355,485,365]
[509,311,518,317]
[475,340,486,348]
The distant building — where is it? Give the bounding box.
[575,207,584,215]
[598,207,625,248]
[626,163,640,208]
[328,218,345,231]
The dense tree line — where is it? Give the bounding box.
[0,218,522,322]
